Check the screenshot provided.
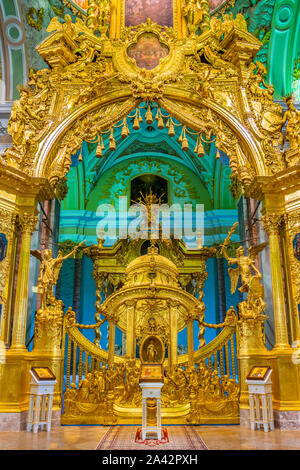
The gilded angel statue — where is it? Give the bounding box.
[222,244,267,295]
[220,222,267,293]
[221,224,267,319]
[31,241,85,310]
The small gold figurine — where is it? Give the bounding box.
[282,96,300,151]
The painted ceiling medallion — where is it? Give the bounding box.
[127,32,169,70]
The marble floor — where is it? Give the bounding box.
[0,425,299,450]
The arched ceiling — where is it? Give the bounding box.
[59,111,238,247]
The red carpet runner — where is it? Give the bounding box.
[96,425,209,450]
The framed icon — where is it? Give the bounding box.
[246,366,271,381]
[30,367,56,381]
[140,364,164,382]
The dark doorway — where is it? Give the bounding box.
[130,174,168,204]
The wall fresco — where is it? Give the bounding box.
[125,0,173,27]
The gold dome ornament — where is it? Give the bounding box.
[124,241,180,289]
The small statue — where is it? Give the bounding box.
[31,240,85,310]
[146,339,157,363]
[281,96,300,151]
[7,85,44,149]
[248,62,274,103]
[182,0,210,36]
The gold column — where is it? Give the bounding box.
[125,300,136,358]
[285,211,300,344]
[109,0,121,39]
[169,301,178,371]
[0,210,18,345]
[261,213,291,350]
[187,320,194,365]
[11,212,38,350]
[108,320,115,364]
[176,0,185,38]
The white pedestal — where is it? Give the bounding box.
[246,369,274,432]
[27,371,56,434]
[139,382,164,440]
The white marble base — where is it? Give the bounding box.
[0,409,61,431]
[240,408,300,430]
[274,410,300,430]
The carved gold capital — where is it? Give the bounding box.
[19,212,39,234]
[169,300,180,309]
[192,271,208,290]
[125,299,137,308]
[261,213,285,236]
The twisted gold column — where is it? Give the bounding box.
[11,212,38,350]
[187,320,194,365]
[0,210,17,345]
[261,213,290,350]
[108,320,115,364]
[125,300,137,358]
[169,301,179,371]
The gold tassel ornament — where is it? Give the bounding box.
[121,119,130,139]
[145,104,153,125]
[109,128,116,151]
[95,136,103,158]
[197,139,205,157]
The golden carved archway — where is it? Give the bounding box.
[2,12,290,192]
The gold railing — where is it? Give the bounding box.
[61,308,239,424]
[62,310,123,391]
[196,325,238,381]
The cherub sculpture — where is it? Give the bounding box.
[31,241,85,310]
